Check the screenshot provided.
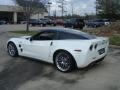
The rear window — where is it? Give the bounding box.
[58,29,96,40]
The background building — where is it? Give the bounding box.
[31,12,48,20]
[0,5,48,24]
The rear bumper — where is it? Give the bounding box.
[77,54,107,68]
[75,47,108,68]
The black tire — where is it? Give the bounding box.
[79,26,84,29]
[43,24,46,27]
[53,24,56,26]
[7,42,18,57]
[54,51,76,72]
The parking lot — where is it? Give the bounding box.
[0,25,120,90]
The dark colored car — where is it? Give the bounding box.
[64,18,85,29]
[85,19,111,28]
[102,19,111,25]
[29,19,46,26]
[50,19,57,26]
[39,18,56,26]
[54,19,64,25]
[0,20,6,25]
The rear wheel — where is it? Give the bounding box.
[7,42,18,57]
[54,51,76,72]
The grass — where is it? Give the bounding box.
[110,35,120,46]
[10,30,120,46]
[9,30,38,35]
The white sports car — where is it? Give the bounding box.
[7,28,109,72]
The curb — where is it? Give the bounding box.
[109,45,120,49]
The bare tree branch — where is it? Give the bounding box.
[13,0,48,31]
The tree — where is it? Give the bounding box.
[14,0,48,32]
[96,0,120,20]
[57,0,67,18]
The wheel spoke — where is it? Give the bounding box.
[56,53,71,72]
[8,44,16,56]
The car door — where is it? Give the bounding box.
[21,30,57,62]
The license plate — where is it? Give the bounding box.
[98,48,105,55]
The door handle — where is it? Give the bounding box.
[50,42,53,46]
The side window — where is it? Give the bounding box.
[58,32,78,39]
[58,32,68,40]
[32,31,56,40]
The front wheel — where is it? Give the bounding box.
[7,42,18,57]
[54,51,76,72]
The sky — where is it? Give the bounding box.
[51,0,96,16]
[0,0,96,16]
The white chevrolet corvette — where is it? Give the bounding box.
[7,28,109,72]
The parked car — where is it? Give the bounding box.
[64,18,85,29]
[102,19,111,25]
[50,19,57,26]
[40,18,56,26]
[29,19,46,26]
[86,19,111,28]
[55,19,64,25]
[0,20,6,25]
[7,28,109,72]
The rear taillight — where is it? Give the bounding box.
[89,45,93,51]
[94,44,98,49]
